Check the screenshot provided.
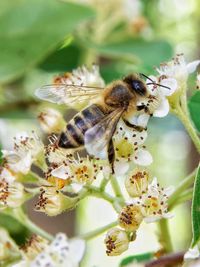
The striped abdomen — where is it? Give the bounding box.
[58,104,106,149]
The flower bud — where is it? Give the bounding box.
[0,168,27,208]
[119,204,143,232]
[35,187,79,216]
[104,228,129,256]
[22,234,49,260]
[38,108,65,134]
[125,170,149,197]
[0,228,20,262]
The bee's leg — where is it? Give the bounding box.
[123,119,147,132]
[108,138,115,174]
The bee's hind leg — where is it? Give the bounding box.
[123,119,147,132]
[107,139,115,174]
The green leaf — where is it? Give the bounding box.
[0,0,95,83]
[191,165,200,247]
[92,39,173,68]
[120,252,154,266]
[188,91,200,132]
[39,43,81,72]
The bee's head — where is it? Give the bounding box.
[123,74,147,96]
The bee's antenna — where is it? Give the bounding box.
[139,73,170,90]
[139,73,154,83]
[146,82,170,90]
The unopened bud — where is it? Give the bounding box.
[125,170,149,197]
[104,228,129,256]
[119,204,143,232]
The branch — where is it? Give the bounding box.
[145,251,185,267]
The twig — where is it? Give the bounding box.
[145,251,185,267]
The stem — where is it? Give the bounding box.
[85,185,124,212]
[80,220,118,240]
[9,208,53,241]
[110,175,125,200]
[172,104,200,154]
[158,219,173,253]
[145,251,184,267]
[100,177,110,191]
[168,169,196,209]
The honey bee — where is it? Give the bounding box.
[36,73,167,172]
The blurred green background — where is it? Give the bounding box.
[0,0,200,266]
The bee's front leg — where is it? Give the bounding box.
[107,139,115,174]
[123,119,147,132]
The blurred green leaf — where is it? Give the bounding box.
[188,91,200,132]
[0,0,95,83]
[39,43,81,72]
[0,213,29,245]
[92,39,173,68]
[191,165,200,247]
[120,252,154,266]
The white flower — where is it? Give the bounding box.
[104,228,129,256]
[14,233,85,267]
[135,178,174,223]
[3,132,44,174]
[70,65,105,88]
[45,143,74,165]
[38,108,65,134]
[156,54,200,87]
[0,167,26,208]
[123,0,141,22]
[140,75,178,118]
[35,187,78,216]
[36,65,105,109]
[113,121,152,175]
[51,156,110,192]
[0,228,20,262]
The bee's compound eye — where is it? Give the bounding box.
[132,80,146,95]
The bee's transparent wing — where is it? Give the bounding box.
[35,84,103,105]
[84,108,124,158]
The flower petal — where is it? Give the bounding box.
[51,165,71,180]
[69,239,85,263]
[160,78,178,96]
[187,60,200,74]
[114,161,130,175]
[184,245,200,260]
[134,149,153,166]
[153,98,169,117]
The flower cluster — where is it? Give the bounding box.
[0,54,199,263]
[104,170,173,256]
[13,233,85,267]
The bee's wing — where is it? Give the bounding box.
[84,108,124,158]
[35,84,103,105]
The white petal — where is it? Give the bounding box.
[69,239,85,263]
[160,78,178,96]
[163,212,174,219]
[71,183,83,193]
[134,149,153,166]
[164,186,175,197]
[187,60,200,74]
[137,114,150,128]
[51,165,71,179]
[153,98,169,117]
[114,161,130,175]
[144,216,160,223]
[184,246,200,260]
